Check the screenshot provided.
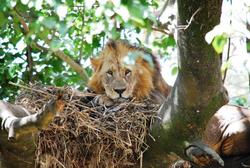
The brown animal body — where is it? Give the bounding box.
[87,40,171,104]
[87,40,250,165]
[203,105,250,157]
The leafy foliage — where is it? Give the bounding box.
[0,0,176,100]
[212,34,228,54]
[230,96,248,107]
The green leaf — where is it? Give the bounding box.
[221,60,230,74]
[237,98,247,106]
[110,27,120,39]
[42,17,57,29]
[0,12,7,28]
[130,16,145,27]
[121,0,133,5]
[50,38,61,50]
[171,66,178,75]
[85,67,93,77]
[54,75,65,86]
[163,36,176,47]
[212,34,228,54]
[0,0,175,99]
[247,41,250,52]
[59,22,68,35]
[8,64,20,78]
[51,59,63,72]
[153,36,176,49]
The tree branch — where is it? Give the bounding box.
[177,7,201,30]
[156,0,170,19]
[222,37,231,83]
[32,42,89,84]
[12,9,89,84]
[12,9,34,82]
[144,1,226,166]
[78,6,85,63]
[0,97,64,140]
[152,26,173,38]
[54,50,89,83]
[223,0,232,83]
[13,10,29,33]
[26,45,33,82]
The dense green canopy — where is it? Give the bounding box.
[0,0,176,101]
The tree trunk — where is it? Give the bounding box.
[0,98,64,168]
[144,0,228,167]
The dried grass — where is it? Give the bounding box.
[15,84,159,168]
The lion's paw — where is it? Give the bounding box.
[94,95,114,107]
[170,160,192,168]
[185,141,224,168]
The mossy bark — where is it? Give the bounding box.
[0,132,36,168]
[0,99,64,167]
[144,0,228,167]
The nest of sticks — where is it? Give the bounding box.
[14,84,159,168]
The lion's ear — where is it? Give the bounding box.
[90,58,102,71]
[136,57,148,67]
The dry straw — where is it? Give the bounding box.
[15,84,159,168]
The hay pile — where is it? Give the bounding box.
[15,84,159,168]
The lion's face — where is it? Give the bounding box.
[99,60,137,99]
[88,40,155,100]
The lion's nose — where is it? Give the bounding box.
[114,88,126,95]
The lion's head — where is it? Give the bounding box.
[88,40,170,101]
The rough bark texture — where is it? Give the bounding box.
[0,98,64,168]
[144,0,228,167]
[0,132,36,168]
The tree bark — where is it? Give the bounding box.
[144,0,228,167]
[0,98,64,168]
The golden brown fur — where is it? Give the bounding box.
[88,40,171,103]
[202,105,250,156]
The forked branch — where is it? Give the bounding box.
[12,9,89,84]
[0,97,65,140]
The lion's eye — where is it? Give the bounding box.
[125,69,131,76]
[106,70,113,77]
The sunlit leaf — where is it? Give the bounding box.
[221,60,230,74]
[171,66,178,75]
[8,64,20,78]
[0,0,175,100]
[50,38,62,50]
[247,42,250,52]
[0,12,7,28]
[42,17,57,29]
[212,34,228,54]
[114,6,130,22]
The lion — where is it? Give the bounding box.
[87,40,250,166]
[202,104,250,157]
[87,40,171,105]
[183,104,250,167]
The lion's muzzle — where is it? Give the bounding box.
[114,88,126,96]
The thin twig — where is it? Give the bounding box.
[177,7,202,30]
[152,27,170,35]
[223,0,232,83]
[8,81,54,97]
[241,162,250,167]
[32,41,89,84]
[26,45,33,82]
[12,9,89,84]
[78,6,85,63]
[13,9,29,33]
[12,9,34,82]
[140,151,143,168]
[157,0,170,19]
[222,37,231,83]
[152,27,174,38]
